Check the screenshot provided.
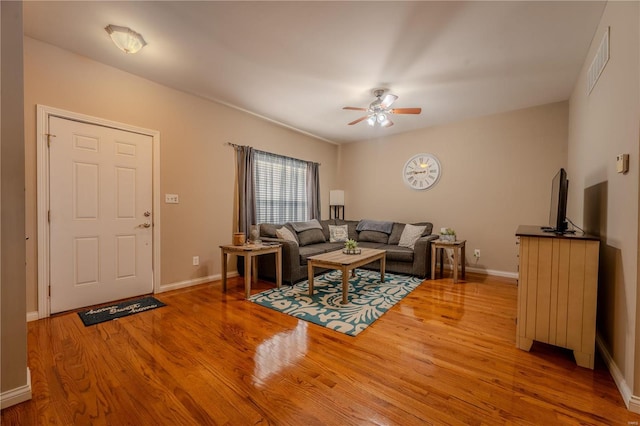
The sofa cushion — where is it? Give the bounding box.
[356,242,386,250]
[398,224,427,249]
[382,245,414,262]
[358,230,389,244]
[290,219,322,233]
[388,223,405,245]
[298,243,342,265]
[319,219,335,240]
[298,245,327,265]
[297,228,326,246]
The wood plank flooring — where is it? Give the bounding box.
[3,272,639,425]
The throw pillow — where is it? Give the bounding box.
[259,223,279,238]
[398,224,427,249]
[335,220,359,240]
[329,224,349,242]
[276,226,298,245]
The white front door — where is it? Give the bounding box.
[49,116,153,313]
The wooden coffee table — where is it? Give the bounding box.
[307,248,386,304]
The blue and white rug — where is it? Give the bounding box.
[248,270,423,336]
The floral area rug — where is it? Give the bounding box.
[248,270,423,336]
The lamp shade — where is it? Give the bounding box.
[329,190,344,206]
[105,25,147,54]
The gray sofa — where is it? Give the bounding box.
[244,219,438,285]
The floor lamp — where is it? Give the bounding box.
[329,190,344,220]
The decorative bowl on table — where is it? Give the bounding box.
[343,248,362,255]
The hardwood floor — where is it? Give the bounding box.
[3,272,639,425]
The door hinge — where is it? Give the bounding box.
[48,210,50,223]
[46,133,56,148]
[48,285,51,297]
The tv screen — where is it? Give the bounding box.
[547,168,568,233]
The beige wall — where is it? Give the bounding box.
[23,37,338,313]
[339,102,568,275]
[1,1,30,405]
[567,1,640,400]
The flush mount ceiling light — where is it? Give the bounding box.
[105,24,147,54]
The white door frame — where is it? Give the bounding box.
[36,105,161,318]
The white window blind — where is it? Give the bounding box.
[254,151,308,224]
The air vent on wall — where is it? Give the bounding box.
[587,27,609,95]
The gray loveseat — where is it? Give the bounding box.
[245,219,438,285]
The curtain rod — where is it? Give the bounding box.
[225,142,320,166]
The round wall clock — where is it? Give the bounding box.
[402,153,441,190]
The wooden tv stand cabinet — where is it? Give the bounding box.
[515,225,600,369]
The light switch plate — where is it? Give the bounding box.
[165,194,179,204]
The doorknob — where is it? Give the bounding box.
[140,223,151,228]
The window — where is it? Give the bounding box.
[254,151,309,224]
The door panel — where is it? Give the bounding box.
[49,116,153,313]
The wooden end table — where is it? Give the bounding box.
[307,248,386,304]
[431,239,466,283]
[220,243,282,299]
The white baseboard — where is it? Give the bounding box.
[157,272,237,293]
[439,264,518,280]
[596,333,639,413]
[26,311,39,322]
[0,368,32,409]
[465,266,518,280]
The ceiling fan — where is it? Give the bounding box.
[343,89,421,127]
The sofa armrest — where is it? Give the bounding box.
[412,235,439,278]
[258,237,300,284]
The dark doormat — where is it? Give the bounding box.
[77,296,166,326]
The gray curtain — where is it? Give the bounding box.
[235,145,255,236]
[306,161,321,220]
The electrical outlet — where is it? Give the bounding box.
[474,249,481,258]
[192,256,199,266]
[165,194,179,204]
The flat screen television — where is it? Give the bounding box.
[544,168,569,234]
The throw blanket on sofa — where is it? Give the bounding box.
[356,219,394,234]
[290,219,322,233]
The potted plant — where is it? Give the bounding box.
[440,228,456,242]
[344,239,360,254]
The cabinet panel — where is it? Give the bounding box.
[516,226,599,369]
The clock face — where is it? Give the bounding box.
[402,153,441,190]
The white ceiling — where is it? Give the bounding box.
[23,1,606,144]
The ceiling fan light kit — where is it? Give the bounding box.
[343,89,421,128]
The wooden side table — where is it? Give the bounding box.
[431,240,466,283]
[220,243,282,299]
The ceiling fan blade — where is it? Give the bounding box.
[380,94,398,109]
[342,106,368,111]
[348,116,369,125]
[391,108,422,114]
[382,118,394,127]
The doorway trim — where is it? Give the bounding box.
[36,105,161,318]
